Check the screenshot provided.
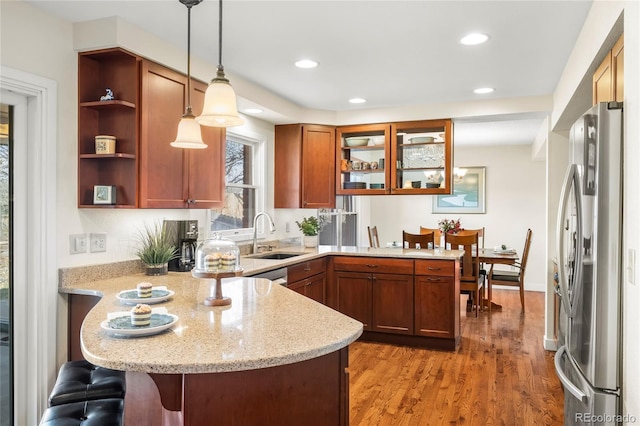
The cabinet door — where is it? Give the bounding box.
[140,60,189,208]
[593,51,613,105]
[336,124,390,195]
[414,275,456,338]
[304,273,326,304]
[371,273,414,335]
[390,119,453,194]
[335,271,372,330]
[302,125,336,208]
[612,34,624,103]
[187,81,225,208]
[274,124,335,208]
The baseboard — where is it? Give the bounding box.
[543,335,558,351]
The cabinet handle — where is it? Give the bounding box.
[427,267,441,271]
[426,277,443,282]
[366,264,378,268]
[304,267,312,272]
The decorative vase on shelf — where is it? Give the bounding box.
[303,235,318,248]
[145,263,168,276]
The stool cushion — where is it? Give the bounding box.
[40,398,124,426]
[48,360,126,406]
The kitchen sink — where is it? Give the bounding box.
[249,252,304,260]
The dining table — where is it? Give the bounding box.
[478,248,519,311]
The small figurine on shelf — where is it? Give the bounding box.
[99,88,114,101]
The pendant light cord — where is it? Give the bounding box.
[218,0,223,68]
[186,4,192,112]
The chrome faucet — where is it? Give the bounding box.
[252,212,276,254]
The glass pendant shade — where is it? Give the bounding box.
[196,67,244,127]
[171,110,207,149]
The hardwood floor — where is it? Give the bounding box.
[348,289,564,425]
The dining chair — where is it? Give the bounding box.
[367,226,380,248]
[488,228,532,312]
[402,231,434,249]
[445,232,483,316]
[456,228,487,302]
[420,227,442,246]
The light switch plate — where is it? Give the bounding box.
[90,233,107,253]
[69,234,87,254]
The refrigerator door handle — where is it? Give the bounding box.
[556,164,583,318]
[554,346,588,404]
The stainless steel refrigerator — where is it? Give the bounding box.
[555,102,623,425]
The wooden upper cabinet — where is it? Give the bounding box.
[612,34,624,103]
[274,124,336,209]
[139,60,225,209]
[593,33,624,105]
[77,48,140,208]
[593,51,613,105]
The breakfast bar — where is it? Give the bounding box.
[65,274,363,425]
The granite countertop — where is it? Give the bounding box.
[59,246,463,375]
[70,274,363,374]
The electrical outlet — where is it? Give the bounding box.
[90,233,107,253]
[69,234,87,254]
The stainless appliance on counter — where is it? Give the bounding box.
[555,102,623,425]
[164,219,198,272]
[318,196,358,247]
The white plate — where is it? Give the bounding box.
[101,312,178,337]
[116,288,175,305]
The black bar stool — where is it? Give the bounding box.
[40,398,124,426]
[48,360,126,406]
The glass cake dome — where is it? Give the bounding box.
[194,232,241,273]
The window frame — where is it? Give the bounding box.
[209,130,266,242]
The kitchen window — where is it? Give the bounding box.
[210,132,265,240]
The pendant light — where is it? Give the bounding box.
[196,0,244,127]
[171,0,208,149]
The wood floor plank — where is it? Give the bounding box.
[349,290,563,425]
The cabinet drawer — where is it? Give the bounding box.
[333,256,414,275]
[288,257,326,283]
[415,259,454,277]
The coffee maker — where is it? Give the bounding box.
[164,220,198,272]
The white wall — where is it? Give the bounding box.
[367,144,546,291]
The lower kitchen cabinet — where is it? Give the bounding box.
[68,293,101,361]
[287,258,326,304]
[372,273,414,334]
[334,257,414,334]
[330,255,460,350]
[335,271,373,330]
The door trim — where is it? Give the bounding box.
[1,66,57,425]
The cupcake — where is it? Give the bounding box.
[137,282,153,298]
[220,253,237,271]
[131,304,152,326]
[204,253,221,272]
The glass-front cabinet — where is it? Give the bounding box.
[391,119,453,194]
[336,124,390,195]
[336,119,453,195]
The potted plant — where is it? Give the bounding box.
[296,216,320,248]
[135,222,178,275]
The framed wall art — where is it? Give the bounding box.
[433,166,486,214]
[93,185,117,205]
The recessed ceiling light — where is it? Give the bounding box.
[244,108,263,114]
[460,33,489,46]
[349,98,367,104]
[295,59,318,69]
[474,87,495,94]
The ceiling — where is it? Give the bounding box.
[26,0,593,147]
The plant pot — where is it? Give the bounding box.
[303,235,318,248]
[145,263,168,276]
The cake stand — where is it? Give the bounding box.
[191,269,243,306]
